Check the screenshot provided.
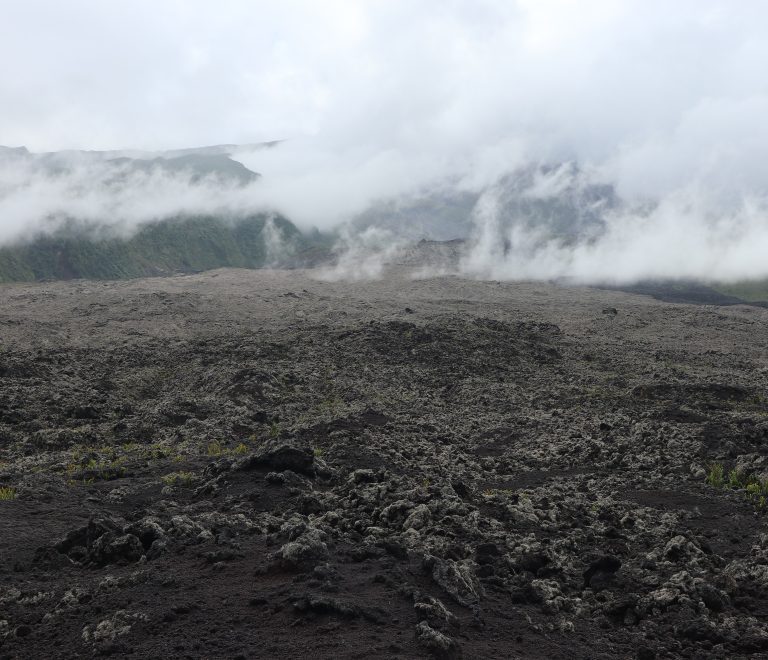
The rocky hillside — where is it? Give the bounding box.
[351,162,617,242]
[0,214,306,282]
[0,143,320,282]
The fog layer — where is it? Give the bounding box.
[2,1,768,283]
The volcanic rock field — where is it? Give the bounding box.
[1,266,768,659]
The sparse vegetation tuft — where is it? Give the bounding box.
[482,487,516,498]
[0,486,17,500]
[268,421,282,439]
[705,463,725,488]
[728,468,742,489]
[67,456,127,482]
[206,441,224,457]
[704,462,768,510]
[161,471,195,487]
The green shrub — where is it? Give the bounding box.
[0,486,16,500]
[161,471,195,487]
[727,468,743,489]
[706,463,724,488]
[206,441,224,457]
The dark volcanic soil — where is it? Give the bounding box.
[1,268,768,659]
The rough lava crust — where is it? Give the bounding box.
[1,265,768,658]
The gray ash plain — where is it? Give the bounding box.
[1,267,768,659]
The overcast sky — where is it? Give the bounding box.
[3,0,768,274]
[3,1,768,188]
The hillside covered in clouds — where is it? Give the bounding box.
[0,143,274,183]
[0,144,620,283]
[0,143,313,281]
[0,213,305,282]
[1,142,768,311]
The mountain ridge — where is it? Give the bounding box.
[0,214,308,283]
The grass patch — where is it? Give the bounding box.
[142,445,169,460]
[68,456,127,482]
[0,486,17,500]
[705,463,725,488]
[268,422,282,439]
[705,462,768,509]
[482,487,516,498]
[711,279,768,303]
[161,471,195,487]
[206,441,225,457]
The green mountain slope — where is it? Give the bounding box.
[710,279,768,304]
[0,214,308,282]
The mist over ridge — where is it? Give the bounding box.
[2,1,768,285]
[2,141,768,288]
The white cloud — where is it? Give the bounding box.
[2,1,768,282]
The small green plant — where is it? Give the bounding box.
[746,482,761,497]
[704,462,768,512]
[313,447,324,458]
[66,476,95,486]
[706,463,725,488]
[140,445,168,460]
[482,487,515,498]
[206,441,224,457]
[743,475,768,502]
[268,422,281,439]
[161,471,195,487]
[728,468,743,489]
[0,486,17,500]
[233,443,249,455]
[70,456,127,481]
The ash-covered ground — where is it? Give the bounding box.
[1,266,768,659]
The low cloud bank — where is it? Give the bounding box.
[4,2,768,283]
[3,146,768,286]
[461,178,768,285]
[0,148,273,245]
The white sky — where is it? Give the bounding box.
[2,0,768,268]
[3,2,767,172]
